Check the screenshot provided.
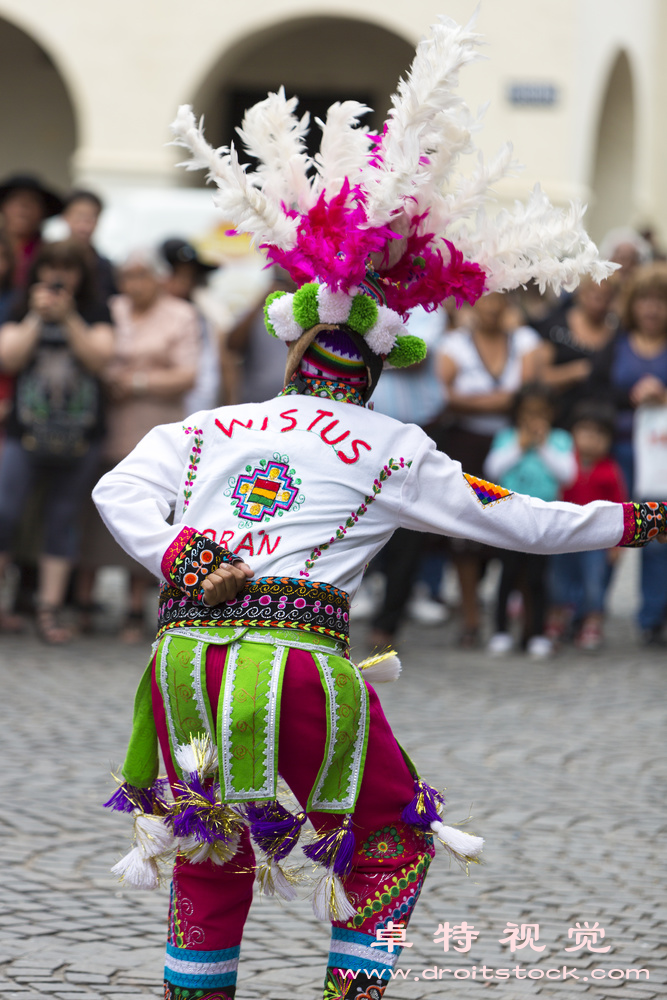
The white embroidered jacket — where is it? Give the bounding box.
[93,394,624,597]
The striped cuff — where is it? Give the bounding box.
[328,926,400,974]
[164,942,240,988]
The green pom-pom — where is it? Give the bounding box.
[263,290,287,338]
[386,335,428,368]
[292,283,321,330]
[347,293,378,335]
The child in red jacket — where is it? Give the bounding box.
[547,402,627,650]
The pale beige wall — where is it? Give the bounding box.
[0,0,664,239]
[0,14,77,189]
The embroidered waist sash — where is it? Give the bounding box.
[157,576,350,644]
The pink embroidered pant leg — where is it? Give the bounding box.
[153,644,435,1000]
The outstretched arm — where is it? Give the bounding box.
[398,437,665,553]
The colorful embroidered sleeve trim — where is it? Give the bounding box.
[619,501,667,547]
[182,426,203,509]
[463,472,513,507]
[161,527,237,601]
[302,458,411,577]
[161,527,198,582]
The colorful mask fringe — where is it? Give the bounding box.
[171,14,616,369]
[304,814,357,921]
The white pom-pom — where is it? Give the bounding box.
[318,286,352,324]
[364,306,404,355]
[175,737,218,778]
[111,846,160,889]
[312,869,357,921]
[134,814,176,858]
[430,821,484,860]
[358,653,401,683]
[268,293,301,341]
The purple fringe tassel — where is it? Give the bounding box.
[303,815,355,878]
[245,801,307,861]
[103,778,168,815]
[172,774,231,843]
[401,779,445,830]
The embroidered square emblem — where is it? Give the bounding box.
[463,472,513,508]
[230,460,301,522]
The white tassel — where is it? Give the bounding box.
[256,859,298,901]
[179,830,241,866]
[111,846,160,889]
[312,869,357,922]
[179,835,217,864]
[175,736,218,779]
[134,813,176,858]
[430,821,484,861]
[357,653,402,684]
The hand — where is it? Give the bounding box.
[201,561,254,606]
[630,374,666,406]
[518,416,549,450]
[570,358,593,382]
[29,282,74,323]
[104,371,136,402]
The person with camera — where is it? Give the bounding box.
[0,240,114,641]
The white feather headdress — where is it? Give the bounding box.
[170,14,615,359]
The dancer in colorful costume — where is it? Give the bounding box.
[94,16,667,1000]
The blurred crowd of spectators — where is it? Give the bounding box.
[0,172,666,653]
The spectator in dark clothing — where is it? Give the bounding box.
[0,232,19,429]
[535,275,617,426]
[590,263,667,492]
[0,174,63,289]
[0,240,114,641]
[589,263,667,644]
[62,189,117,304]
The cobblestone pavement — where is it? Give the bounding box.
[0,555,665,1000]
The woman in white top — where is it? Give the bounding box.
[437,292,542,645]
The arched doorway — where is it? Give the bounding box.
[588,51,635,242]
[185,16,414,182]
[0,16,77,190]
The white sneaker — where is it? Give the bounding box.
[527,635,553,659]
[487,632,514,655]
[407,584,450,625]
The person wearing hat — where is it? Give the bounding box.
[160,237,224,413]
[0,174,63,289]
[92,19,667,1000]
